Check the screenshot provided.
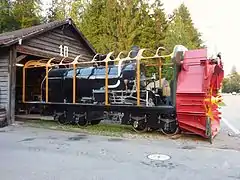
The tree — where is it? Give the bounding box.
[0,0,18,33]
[66,0,202,81]
[69,0,85,23]
[149,0,168,48]
[163,3,203,53]
[114,0,144,51]
[79,0,149,53]
[222,65,240,93]
[46,0,75,22]
[77,0,110,53]
[74,0,173,79]
[77,0,170,53]
[12,0,42,28]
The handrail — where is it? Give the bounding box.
[21,45,187,106]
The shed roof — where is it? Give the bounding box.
[0,18,96,54]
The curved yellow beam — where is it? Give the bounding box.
[24,60,47,69]
[115,50,130,61]
[46,57,56,67]
[71,55,82,65]
[91,53,100,62]
[154,47,166,57]
[21,46,177,106]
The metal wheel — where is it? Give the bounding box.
[74,113,88,127]
[77,119,88,127]
[55,112,68,125]
[159,116,180,136]
[161,125,179,136]
[131,115,148,133]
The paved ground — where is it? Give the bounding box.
[0,94,240,180]
[0,126,240,180]
[220,94,240,135]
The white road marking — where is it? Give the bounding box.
[222,117,240,135]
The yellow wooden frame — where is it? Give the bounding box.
[21,47,174,106]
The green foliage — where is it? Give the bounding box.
[140,0,168,49]
[46,0,76,22]
[0,0,42,32]
[77,0,111,53]
[12,0,42,28]
[163,3,202,53]
[222,66,240,93]
[0,0,202,83]
[69,0,85,22]
[76,0,170,54]
[77,0,149,54]
[67,0,202,80]
[0,0,18,33]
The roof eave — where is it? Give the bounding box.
[0,21,67,48]
[0,18,97,55]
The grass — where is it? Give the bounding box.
[18,119,169,140]
[20,119,136,137]
[18,118,211,142]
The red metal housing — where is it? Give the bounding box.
[176,48,224,141]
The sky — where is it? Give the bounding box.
[159,0,240,75]
[41,0,240,75]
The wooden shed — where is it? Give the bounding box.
[0,18,96,125]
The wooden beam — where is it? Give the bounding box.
[16,55,27,62]
[16,45,74,61]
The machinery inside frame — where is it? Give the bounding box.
[18,44,224,142]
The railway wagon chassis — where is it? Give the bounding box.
[21,102,178,135]
[17,45,224,143]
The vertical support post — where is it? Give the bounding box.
[45,65,49,103]
[8,46,16,125]
[105,59,109,105]
[73,64,76,103]
[136,58,140,106]
[158,58,162,88]
[135,49,145,106]
[103,52,114,106]
[22,67,26,103]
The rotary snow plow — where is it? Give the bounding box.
[175,48,224,142]
[17,44,224,143]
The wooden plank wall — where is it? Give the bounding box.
[0,47,9,110]
[9,46,16,124]
[22,26,94,61]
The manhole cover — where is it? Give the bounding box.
[147,154,171,161]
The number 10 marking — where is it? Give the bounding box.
[59,45,69,57]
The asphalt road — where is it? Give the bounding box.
[0,94,240,180]
[0,126,240,180]
[220,94,240,135]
